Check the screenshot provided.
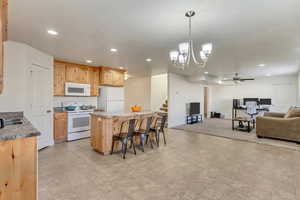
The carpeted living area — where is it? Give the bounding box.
[174,118,300,151]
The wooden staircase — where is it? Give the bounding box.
[160,99,168,112]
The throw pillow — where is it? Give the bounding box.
[285,107,300,118]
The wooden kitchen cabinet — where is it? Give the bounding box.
[53,60,125,96]
[1,0,8,41]
[66,64,89,84]
[0,137,37,200]
[100,67,125,87]
[54,61,66,96]
[54,112,68,143]
[112,70,124,86]
[0,0,8,94]
[88,67,100,96]
[100,67,113,85]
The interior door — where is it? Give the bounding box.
[204,87,209,118]
[27,64,53,150]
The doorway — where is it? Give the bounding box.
[204,87,209,118]
[26,64,53,149]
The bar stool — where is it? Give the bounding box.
[134,116,154,152]
[111,119,137,159]
[149,115,167,146]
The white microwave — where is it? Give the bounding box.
[65,82,91,96]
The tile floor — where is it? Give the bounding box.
[39,129,300,200]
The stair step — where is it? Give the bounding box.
[160,108,168,112]
[163,104,168,108]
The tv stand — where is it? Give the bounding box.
[186,114,203,124]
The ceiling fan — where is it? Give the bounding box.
[222,73,255,84]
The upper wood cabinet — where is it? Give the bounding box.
[0,0,8,94]
[112,70,124,86]
[100,67,125,87]
[53,60,125,96]
[54,61,66,96]
[65,64,89,84]
[88,67,100,96]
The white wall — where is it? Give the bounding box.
[124,76,151,112]
[151,73,168,111]
[211,75,298,118]
[0,41,27,112]
[298,72,300,105]
[168,73,209,128]
[0,41,53,113]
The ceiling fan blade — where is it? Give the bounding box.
[240,78,255,81]
[222,79,234,81]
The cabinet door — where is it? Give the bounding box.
[66,64,89,84]
[113,71,124,86]
[54,113,67,143]
[0,0,7,94]
[65,64,79,83]
[78,66,89,84]
[1,0,7,41]
[88,67,100,96]
[54,62,66,96]
[100,68,113,85]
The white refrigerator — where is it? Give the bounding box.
[97,86,125,113]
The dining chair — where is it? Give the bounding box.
[111,118,137,159]
[148,115,167,147]
[134,116,153,152]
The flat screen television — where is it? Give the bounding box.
[243,98,259,105]
[190,102,200,115]
[260,98,272,105]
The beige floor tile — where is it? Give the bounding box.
[38,128,300,200]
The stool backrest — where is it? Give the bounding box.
[119,119,137,137]
[127,119,137,137]
[145,117,153,133]
[159,115,167,131]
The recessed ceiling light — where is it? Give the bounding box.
[257,64,265,67]
[204,71,209,74]
[86,60,93,64]
[47,29,58,35]
[266,73,271,77]
[110,48,118,52]
[218,80,223,84]
[146,58,152,62]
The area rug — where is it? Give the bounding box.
[174,118,300,151]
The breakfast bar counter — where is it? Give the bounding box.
[90,111,157,155]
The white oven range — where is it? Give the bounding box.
[67,109,93,141]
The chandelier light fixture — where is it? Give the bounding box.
[169,10,213,69]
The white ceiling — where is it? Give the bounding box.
[8,0,300,79]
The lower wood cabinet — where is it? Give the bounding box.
[0,137,37,200]
[54,112,68,143]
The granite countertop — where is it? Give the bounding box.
[91,111,158,118]
[0,112,40,141]
[54,107,67,113]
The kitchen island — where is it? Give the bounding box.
[90,111,158,155]
[0,112,40,200]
